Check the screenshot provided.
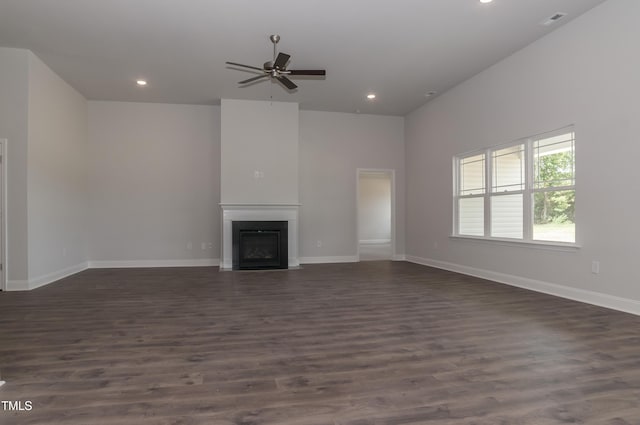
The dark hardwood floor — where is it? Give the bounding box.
[1,261,640,424]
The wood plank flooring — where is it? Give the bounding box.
[1,261,640,424]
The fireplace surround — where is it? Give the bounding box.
[220,204,299,270]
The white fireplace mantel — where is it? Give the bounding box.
[220,204,300,270]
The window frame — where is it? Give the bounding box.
[452,126,577,247]
[454,151,487,237]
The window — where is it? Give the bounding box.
[454,127,575,244]
[491,144,525,239]
[533,131,575,242]
[458,154,485,236]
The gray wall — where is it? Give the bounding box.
[221,99,299,205]
[0,48,87,288]
[299,111,405,260]
[27,52,88,283]
[405,0,640,307]
[0,48,29,284]
[86,103,404,265]
[88,101,221,264]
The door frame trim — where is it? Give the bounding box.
[356,168,396,261]
[0,139,7,291]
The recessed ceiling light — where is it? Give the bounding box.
[136,80,148,86]
[425,91,438,98]
[480,0,493,3]
[367,93,376,100]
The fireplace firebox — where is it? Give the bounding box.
[232,221,288,270]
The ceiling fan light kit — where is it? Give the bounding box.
[226,35,326,91]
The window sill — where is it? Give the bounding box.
[449,235,580,252]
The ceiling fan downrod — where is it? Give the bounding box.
[271,34,280,69]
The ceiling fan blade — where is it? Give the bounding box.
[226,61,264,72]
[288,69,326,76]
[238,74,269,85]
[276,76,297,90]
[273,53,291,69]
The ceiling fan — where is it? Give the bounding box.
[226,35,326,90]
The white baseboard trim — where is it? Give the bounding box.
[299,256,359,264]
[88,259,220,269]
[6,262,89,291]
[6,279,29,291]
[30,262,89,290]
[359,239,392,245]
[392,254,407,261]
[5,259,221,291]
[406,255,640,316]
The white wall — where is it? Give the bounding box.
[220,99,299,205]
[299,111,405,260]
[405,0,640,308]
[27,52,88,284]
[358,173,391,242]
[88,102,220,265]
[0,48,29,284]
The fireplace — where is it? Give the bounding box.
[232,221,288,270]
[220,205,299,270]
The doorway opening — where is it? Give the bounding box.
[357,169,395,261]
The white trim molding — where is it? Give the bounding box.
[29,262,89,290]
[6,262,89,291]
[6,279,29,291]
[301,255,405,264]
[220,204,300,270]
[406,255,640,317]
[450,235,580,252]
[89,259,219,269]
[6,260,220,290]
[359,239,392,245]
[299,256,358,264]
[0,139,7,292]
[356,168,397,264]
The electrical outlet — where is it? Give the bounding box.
[316,240,322,248]
[208,242,213,250]
[591,260,600,274]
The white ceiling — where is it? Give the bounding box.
[0,0,608,116]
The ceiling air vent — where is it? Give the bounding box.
[540,12,568,26]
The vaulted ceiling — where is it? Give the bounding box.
[0,0,608,115]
